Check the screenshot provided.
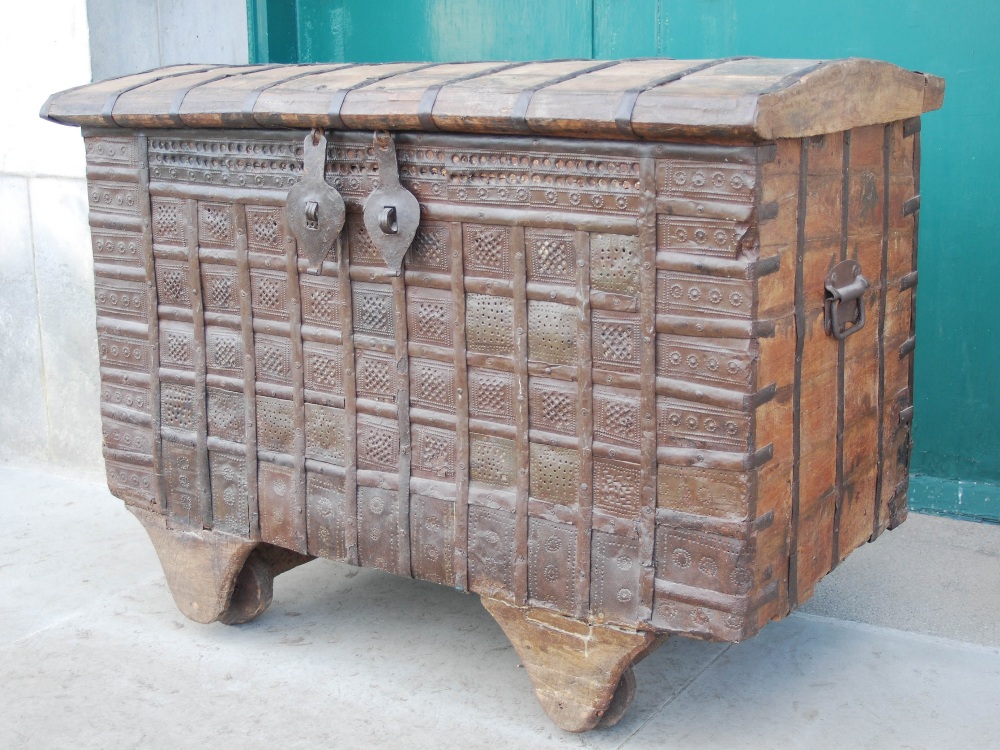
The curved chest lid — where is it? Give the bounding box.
[42,57,944,141]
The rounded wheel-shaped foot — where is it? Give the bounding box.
[218,552,274,625]
[597,666,637,729]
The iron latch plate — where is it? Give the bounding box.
[286,129,346,273]
[363,131,420,275]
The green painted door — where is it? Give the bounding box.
[248,0,1000,522]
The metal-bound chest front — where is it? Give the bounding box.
[48,57,943,732]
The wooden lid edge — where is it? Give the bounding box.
[752,58,944,140]
[42,59,944,139]
[921,73,946,113]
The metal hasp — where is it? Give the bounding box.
[286,129,346,273]
[363,131,420,274]
[824,259,870,340]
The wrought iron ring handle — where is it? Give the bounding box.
[378,205,399,234]
[304,200,319,229]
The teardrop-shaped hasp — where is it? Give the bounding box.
[286,129,346,273]
[363,131,420,275]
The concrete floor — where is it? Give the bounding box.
[2,464,999,749]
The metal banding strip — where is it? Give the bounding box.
[167,65,284,127]
[613,58,748,138]
[573,228,593,618]
[905,127,922,524]
[391,268,413,576]
[903,117,922,138]
[449,222,471,591]
[182,198,213,529]
[416,61,531,131]
[397,131,762,163]
[135,134,165,511]
[789,138,810,609]
[637,156,659,621]
[99,65,221,127]
[233,206,260,539]
[758,60,829,95]
[327,62,442,129]
[872,125,892,539]
[511,227,530,605]
[832,130,851,570]
[285,200,309,555]
[240,63,357,124]
[509,60,622,133]
[337,236,360,565]
[899,336,916,358]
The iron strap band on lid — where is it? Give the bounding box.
[96,65,222,127]
[326,62,443,129]
[416,61,532,131]
[613,57,749,138]
[758,60,829,95]
[509,59,622,133]
[167,64,286,127]
[239,63,357,125]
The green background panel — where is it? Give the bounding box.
[248,0,1000,520]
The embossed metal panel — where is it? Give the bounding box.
[306,472,348,559]
[63,67,928,643]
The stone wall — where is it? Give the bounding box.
[0,0,247,470]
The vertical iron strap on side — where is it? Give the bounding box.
[789,137,810,609]
[872,125,892,539]
[905,123,922,517]
[832,130,851,569]
[416,62,532,131]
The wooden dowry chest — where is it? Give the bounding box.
[44,58,943,732]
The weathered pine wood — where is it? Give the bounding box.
[878,121,919,534]
[794,134,843,604]
[128,505,255,623]
[838,125,885,559]
[751,137,800,627]
[45,59,943,141]
[482,597,659,732]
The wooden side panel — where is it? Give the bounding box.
[751,138,800,629]
[878,121,919,534]
[794,134,843,605]
[87,133,162,512]
[838,125,886,558]
[650,149,773,642]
